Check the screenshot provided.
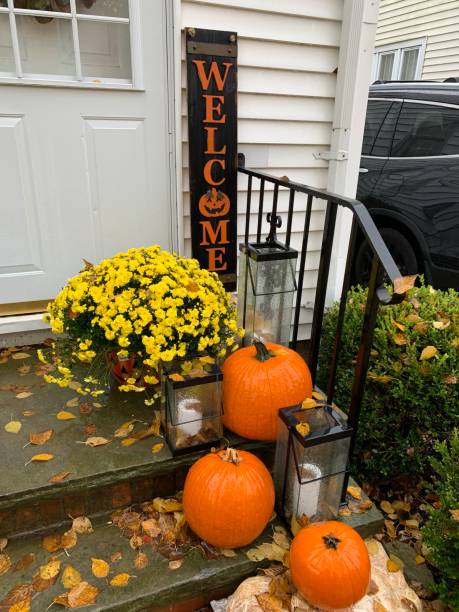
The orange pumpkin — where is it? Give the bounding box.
[183,448,275,548]
[222,341,312,440]
[290,521,371,610]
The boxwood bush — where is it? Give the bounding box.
[318,282,459,484]
[423,429,459,609]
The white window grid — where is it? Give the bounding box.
[371,38,427,83]
[0,0,142,88]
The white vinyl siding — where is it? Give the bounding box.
[375,0,459,80]
[180,0,343,338]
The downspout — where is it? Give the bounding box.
[324,0,380,304]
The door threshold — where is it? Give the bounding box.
[0,313,51,348]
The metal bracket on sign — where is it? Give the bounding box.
[313,150,348,161]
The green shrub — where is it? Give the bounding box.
[423,430,459,609]
[318,282,459,484]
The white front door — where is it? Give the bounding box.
[0,0,174,305]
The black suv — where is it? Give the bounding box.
[354,80,459,290]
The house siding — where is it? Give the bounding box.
[180,0,343,338]
[375,0,459,80]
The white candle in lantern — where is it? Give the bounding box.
[291,463,322,519]
[176,397,202,437]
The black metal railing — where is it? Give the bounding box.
[238,159,408,498]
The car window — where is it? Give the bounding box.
[391,102,459,157]
[362,100,393,155]
[372,102,401,156]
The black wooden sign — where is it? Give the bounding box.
[186,27,237,292]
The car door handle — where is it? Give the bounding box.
[359,167,369,174]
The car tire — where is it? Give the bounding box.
[353,227,419,286]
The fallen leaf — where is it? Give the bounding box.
[120,420,161,446]
[72,516,93,534]
[18,364,31,376]
[82,436,111,447]
[12,353,31,360]
[385,519,397,539]
[153,497,183,513]
[400,598,418,612]
[256,593,284,612]
[393,333,407,346]
[220,548,237,558]
[272,532,290,550]
[134,552,149,570]
[66,397,79,408]
[168,560,183,570]
[91,558,109,578]
[347,485,362,500]
[28,453,54,463]
[312,390,325,400]
[0,537,6,551]
[29,429,53,445]
[0,583,33,607]
[444,374,457,385]
[0,553,12,575]
[373,602,389,612]
[7,598,31,611]
[110,573,131,586]
[56,411,77,420]
[246,542,286,563]
[114,420,136,438]
[61,529,77,550]
[389,553,405,569]
[16,392,32,399]
[420,345,438,360]
[39,558,61,580]
[449,508,459,522]
[366,539,379,556]
[14,553,35,572]
[359,499,373,511]
[295,422,310,437]
[42,534,62,553]
[415,554,425,565]
[380,500,394,514]
[129,535,143,550]
[5,420,22,434]
[67,581,98,607]
[111,552,122,562]
[301,398,318,409]
[433,319,450,330]
[49,471,72,484]
[393,274,417,294]
[367,579,379,595]
[405,519,419,529]
[392,500,411,512]
[22,410,34,417]
[151,442,164,453]
[168,373,185,382]
[79,403,92,416]
[62,565,81,589]
[338,506,352,517]
[387,558,401,572]
[141,519,161,537]
[68,381,82,391]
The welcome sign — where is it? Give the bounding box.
[186,27,238,292]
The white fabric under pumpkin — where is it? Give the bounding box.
[223,540,421,612]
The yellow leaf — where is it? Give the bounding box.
[66,397,79,408]
[449,508,459,522]
[29,429,53,445]
[386,558,401,572]
[168,559,183,570]
[405,314,422,323]
[0,552,11,576]
[347,485,362,500]
[420,345,438,360]
[151,442,164,453]
[62,565,81,589]
[393,320,406,331]
[405,519,419,529]
[134,552,149,570]
[393,333,407,346]
[389,553,405,569]
[56,411,77,420]
[380,500,394,514]
[199,355,215,365]
[312,390,325,400]
[359,499,373,511]
[220,548,237,558]
[61,529,77,550]
[42,534,62,553]
[4,421,22,434]
[12,353,31,360]
[16,392,32,399]
[153,497,183,513]
[9,600,31,612]
[114,420,136,438]
[39,558,61,580]
[67,581,99,607]
[366,539,380,556]
[301,398,318,409]
[121,437,136,446]
[256,593,284,612]
[415,555,425,565]
[295,422,310,437]
[141,518,161,537]
[168,373,185,382]
[91,558,109,578]
[29,453,54,462]
[110,573,131,587]
[338,506,352,517]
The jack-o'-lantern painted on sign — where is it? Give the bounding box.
[199,188,230,218]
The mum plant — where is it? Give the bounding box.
[42,246,240,400]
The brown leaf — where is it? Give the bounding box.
[0,537,7,551]
[380,500,394,514]
[134,552,149,570]
[393,333,407,346]
[0,583,33,607]
[66,397,79,408]
[0,553,12,576]
[420,345,438,360]
[72,516,93,534]
[385,519,397,539]
[359,499,373,511]
[56,411,76,420]
[22,410,35,417]
[111,552,123,562]
[256,593,284,612]
[79,403,92,416]
[14,553,35,572]
[444,375,457,385]
[393,275,417,294]
[91,558,109,578]
[168,560,183,571]
[338,506,352,517]
[449,508,459,522]
[272,532,290,551]
[400,598,417,612]
[387,558,401,572]
[29,429,53,445]
[82,436,111,447]
[141,518,161,538]
[367,579,379,595]
[61,529,78,550]
[48,471,72,484]
[12,353,31,360]
[114,420,136,438]
[110,573,131,586]
[153,497,183,513]
[295,422,310,437]
[405,519,419,529]
[18,364,31,376]
[129,535,143,550]
[42,534,62,553]
[83,423,97,436]
[62,565,81,589]
[39,558,61,580]
[347,485,362,500]
[67,581,98,607]
[373,602,389,612]
[32,572,55,592]
[220,548,237,558]
[16,392,33,399]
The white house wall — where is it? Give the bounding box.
[376,0,459,79]
[180,0,344,339]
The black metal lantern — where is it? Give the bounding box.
[237,241,298,346]
[161,357,223,455]
[274,403,352,522]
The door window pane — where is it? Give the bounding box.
[392,103,459,157]
[362,100,393,155]
[16,15,76,77]
[378,53,395,81]
[400,48,419,80]
[0,14,15,74]
[76,0,129,18]
[78,20,131,80]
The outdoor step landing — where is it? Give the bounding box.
[0,350,273,538]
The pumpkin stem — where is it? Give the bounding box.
[254,341,274,362]
[322,533,341,550]
[220,447,243,465]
